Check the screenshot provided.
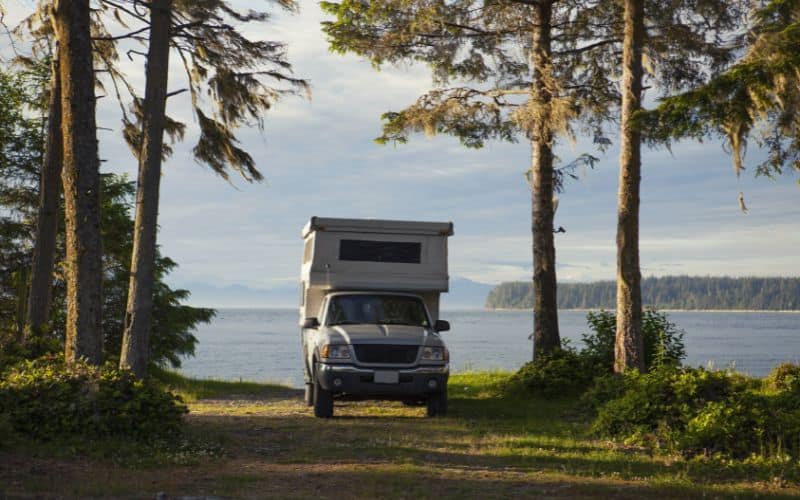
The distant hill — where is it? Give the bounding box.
[485,276,800,311]
[178,282,299,308]
[442,277,494,310]
[180,276,493,309]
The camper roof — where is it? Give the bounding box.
[302,216,454,239]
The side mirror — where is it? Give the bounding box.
[434,320,450,332]
[302,317,320,329]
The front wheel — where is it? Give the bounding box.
[426,388,447,417]
[313,366,334,418]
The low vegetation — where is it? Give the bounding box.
[512,310,800,472]
[2,371,799,498]
[511,309,685,396]
[0,355,186,441]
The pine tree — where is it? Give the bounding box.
[101,0,309,377]
[613,0,745,373]
[641,0,800,180]
[25,53,62,341]
[118,0,173,378]
[52,0,103,365]
[321,0,619,358]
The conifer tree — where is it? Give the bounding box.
[103,0,309,377]
[613,0,744,372]
[641,0,800,181]
[25,53,62,341]
[321,0,619,358]
[52,0,103,364]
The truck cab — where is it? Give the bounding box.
[299,217,454,418]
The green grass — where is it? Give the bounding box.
[152,366,293,401]
[1,370,799,499]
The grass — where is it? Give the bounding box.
[152,366,293,401]
[1,371,799,499]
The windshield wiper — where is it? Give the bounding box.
[328,320,361,326]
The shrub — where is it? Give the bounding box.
[582,309,686,373]
[579,373,627,412]
[591,365,800,459]
[765,363,800,393]
[591,367,754,451]
[0,355,187,441]
[510,345,595,397]
[512,309,686,399]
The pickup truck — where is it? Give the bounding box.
[299,217,453,418]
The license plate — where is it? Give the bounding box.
[374,371,399,384]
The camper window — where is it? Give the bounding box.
[339,240,421,264]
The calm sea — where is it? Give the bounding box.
[178,308,800,388]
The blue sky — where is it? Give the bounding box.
[3,1,799,291]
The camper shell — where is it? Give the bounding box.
[299,217,454,418]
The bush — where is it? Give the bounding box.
[765,363,800,393]
[582,309,686,373]
[510,345,595,397]
[512,309,686,398]
[592,365,800,459]
[579,373,626,412]
[0,355,187,441]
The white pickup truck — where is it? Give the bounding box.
[299,217,453,418]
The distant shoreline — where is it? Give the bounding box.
[201,305,800,313]
[485,308,800,313]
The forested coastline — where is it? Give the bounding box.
[485,276,800,311]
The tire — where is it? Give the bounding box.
[313,366,334,418]
[304,382,314,407]
[426,388,447,417]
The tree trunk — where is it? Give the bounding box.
[54,0,103,365]
[25,55,63,341]
[530,0,560,360]
[614,0,645,373]
[120,0,173,378]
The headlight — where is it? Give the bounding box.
[422,346,447,362]
[321,344,351,359]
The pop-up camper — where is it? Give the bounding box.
[299,217,453,418]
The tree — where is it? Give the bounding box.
[114,0,309,377]
[640,0,800,181]
[612,0,744,373]
[321,0,618,359]
[119,0,173,378]
[52,0,103,364]
[615,0,646,373]
[25,54,62,341]
[0,68,44,339]
[0,62,214,368]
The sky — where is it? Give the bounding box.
[2,1,799,293]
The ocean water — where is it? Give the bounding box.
[178,308,800,388]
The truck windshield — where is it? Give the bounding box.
[326,295,430,327]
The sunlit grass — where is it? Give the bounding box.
[152,366,291,401]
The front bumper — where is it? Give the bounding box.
[317,363,448,397]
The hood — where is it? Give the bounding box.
[321,324,434,345]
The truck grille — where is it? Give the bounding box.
[353,344,419,364]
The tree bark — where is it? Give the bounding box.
[120,0,173,378]
[614,0,645,373]
[530,0,560,360]
[54,0,103,365]
[25,55,63,341]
